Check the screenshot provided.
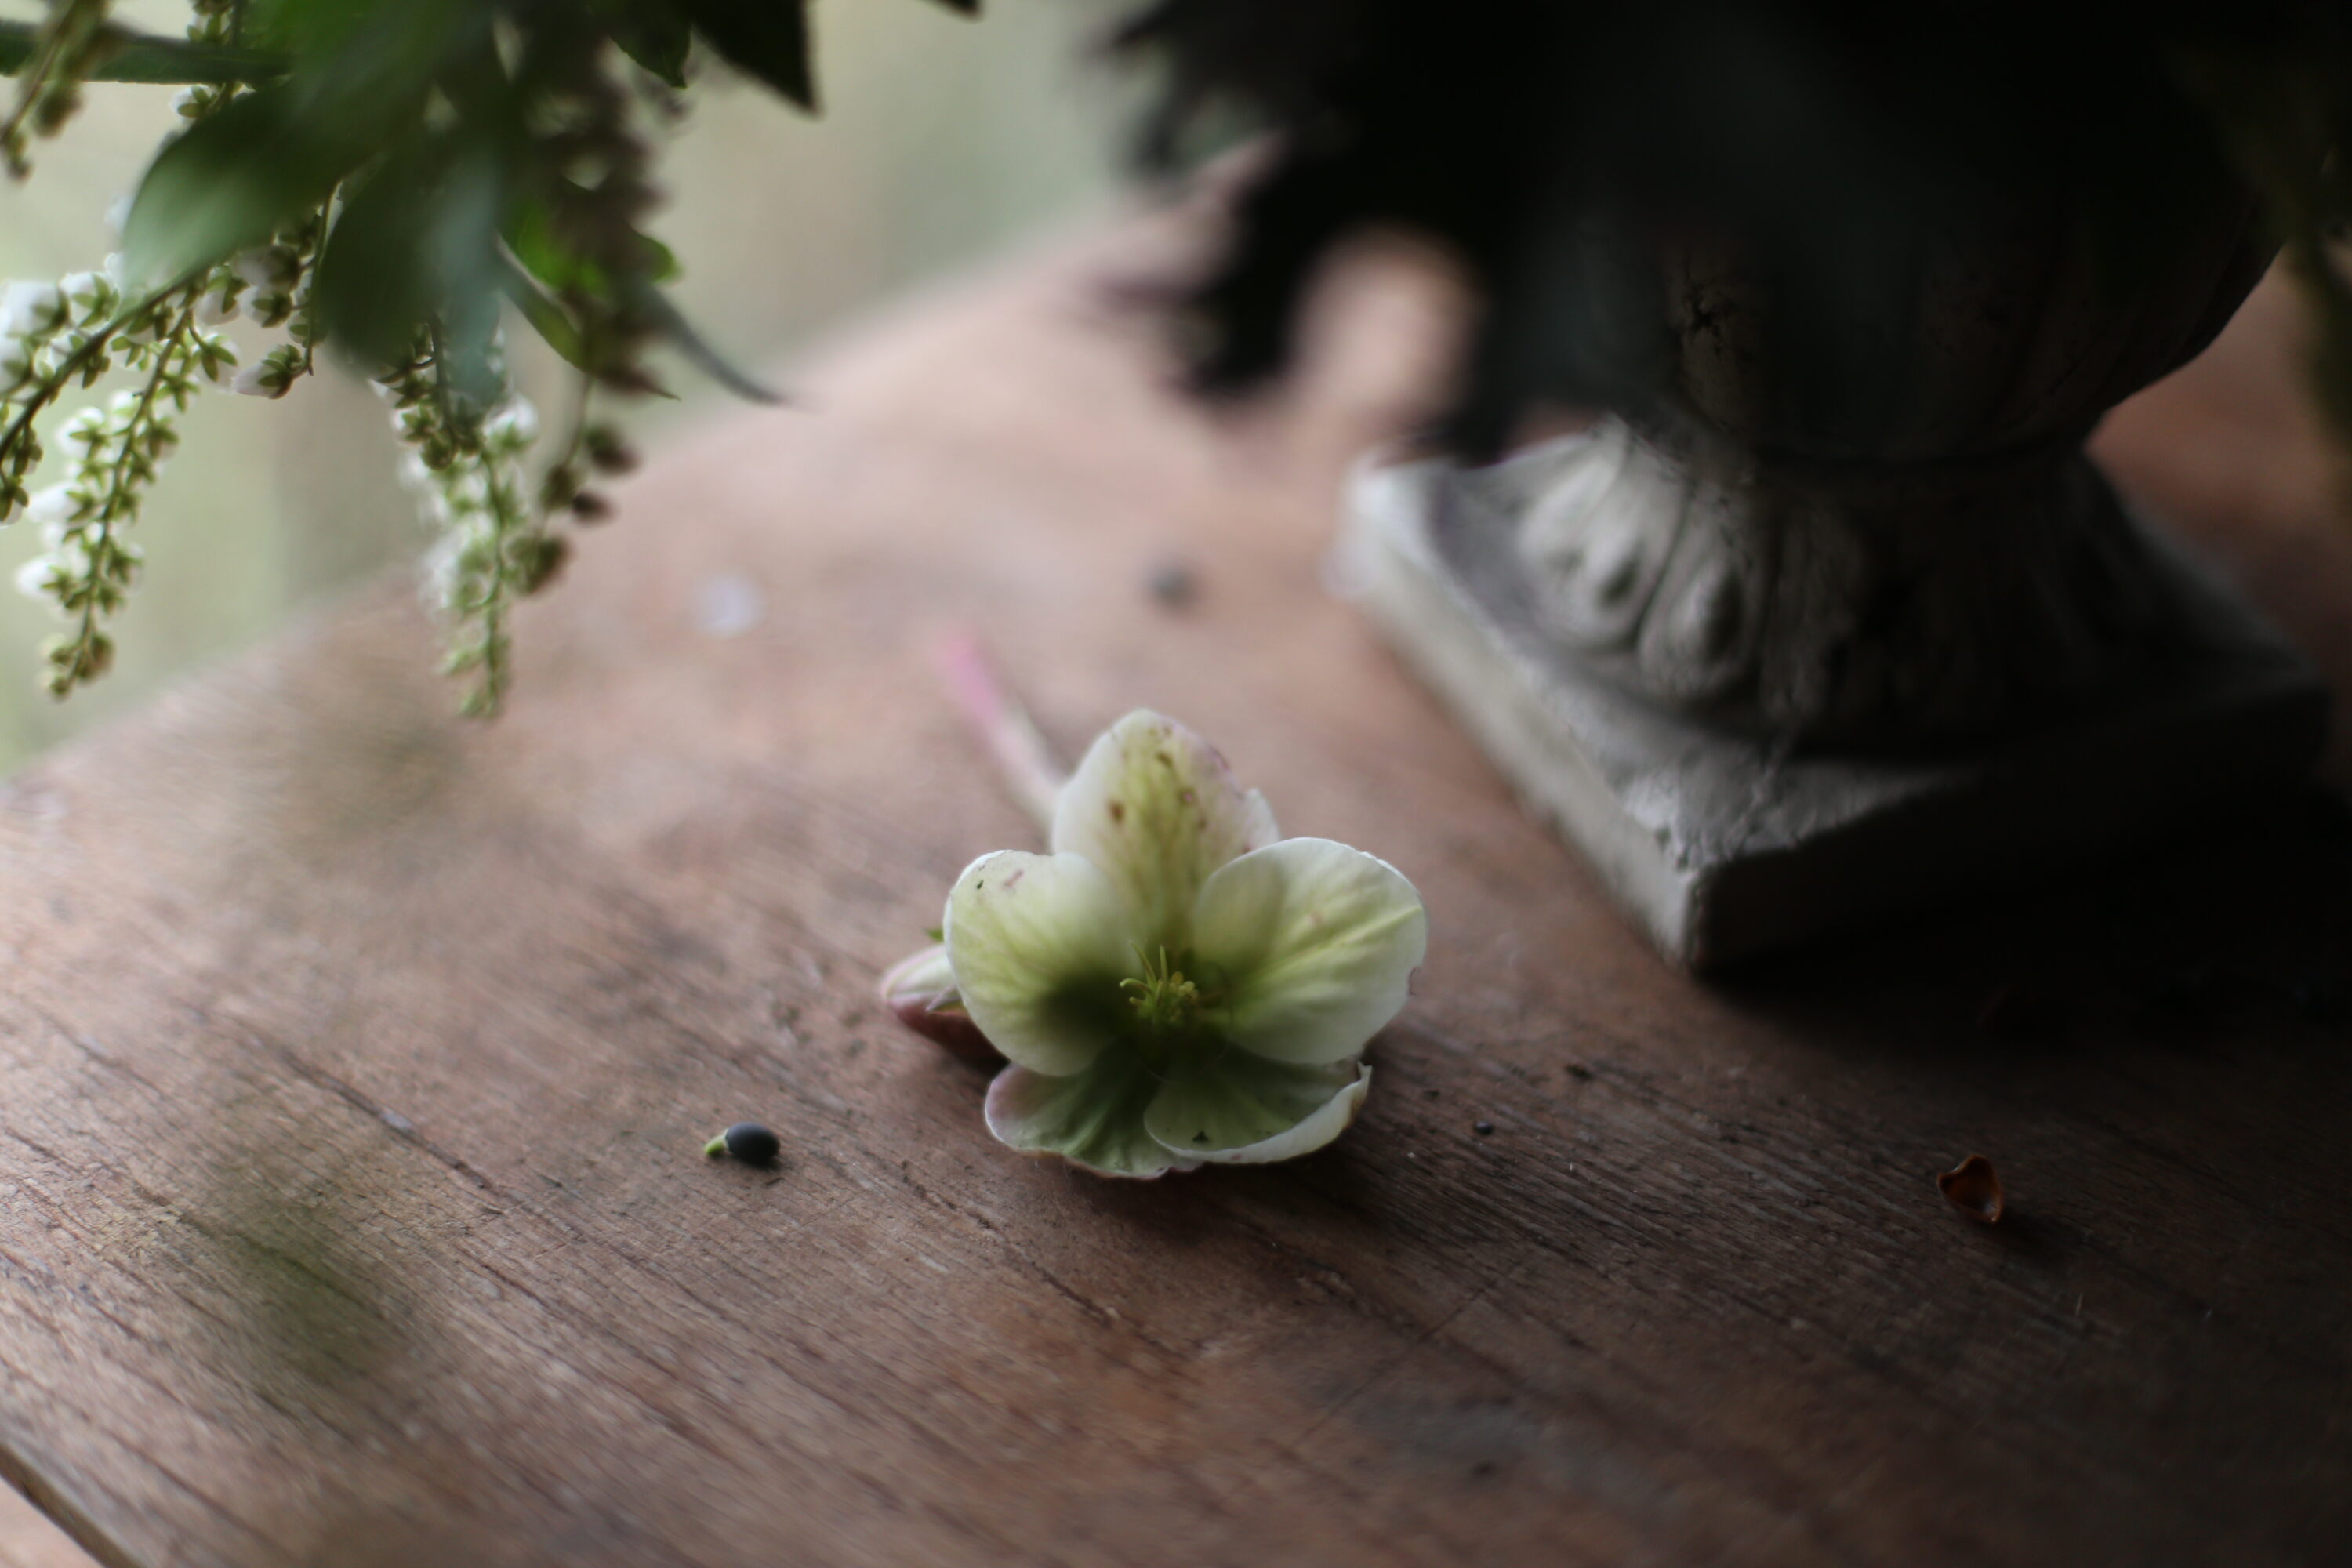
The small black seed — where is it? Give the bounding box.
[1145,557,1199,608]
[721,1122,781,1163]
[1473,1120,1495,1136]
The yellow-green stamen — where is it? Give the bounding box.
[1122,945,1201,1032]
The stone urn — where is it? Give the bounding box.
[1345,144,2325,966]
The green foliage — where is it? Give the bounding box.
[128,0,797,414]
[0,0,979,712]
[677,0,817,108]
[377,334,554,715]
[0,20,280,87]
[3,263,242,695]
[611,9,692,89]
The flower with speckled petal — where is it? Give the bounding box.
[899,710,1427,1178]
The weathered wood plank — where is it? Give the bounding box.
[0,1483,93,1568]
[2,220,2350,1567]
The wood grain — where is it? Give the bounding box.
[3,216,2351,1568]
[0,1484,96,1568]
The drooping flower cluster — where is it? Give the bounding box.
[377,339,566,716]
[4,268,236,694]
[0,278,79,521]
[887,710,1429,1178]
[213,206,328,399]
[0,0,309,699]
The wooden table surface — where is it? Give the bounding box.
[4,215,2352,1568]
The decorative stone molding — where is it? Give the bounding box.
[1510,419,2182,743]
[1342,444,2325,967]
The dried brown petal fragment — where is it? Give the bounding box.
[1937,1153,2005,1223]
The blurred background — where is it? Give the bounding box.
[0,0,1123,771]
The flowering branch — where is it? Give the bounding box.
[379,332,565,716]
[2,0,915,711]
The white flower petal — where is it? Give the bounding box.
[0,281,61,339]
[1050,710,1279,949]
[1192,839,1428,1065]
[1145,1055,1371,1164]
[984,1058,1196,1179]
[880,942,956,1008]
[944,850,1134,1076]
[877,942,996,1062]
[24,486,74,527]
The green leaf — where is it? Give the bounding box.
[680,0,816,111]
[505,202,602,296]
[123,86,364,288]
[506,194,677,295]
[423,144,514,412]
[121,0,473,289]
[0,20,34,76]
[312,151,434,366]
[495,253,593,372]
[314,133,512,400]
[628,281,783,403]
[0,21,287,84]
[613,9,692,87]
[639,231,682,285]
[241,0,460,57]
[437,270,507,415]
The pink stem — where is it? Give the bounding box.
[934,631,1066,836]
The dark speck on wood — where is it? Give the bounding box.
[1146,557,1198,608]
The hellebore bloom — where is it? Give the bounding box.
[929,710,1428,1178]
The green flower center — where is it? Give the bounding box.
[1121,945,1201,1032]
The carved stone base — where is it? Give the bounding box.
[1341,438,2328,969]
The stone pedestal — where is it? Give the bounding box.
[1342,434,2328,969]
